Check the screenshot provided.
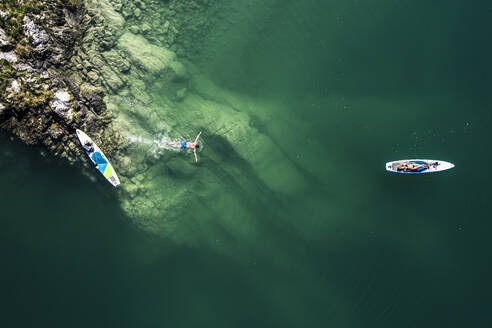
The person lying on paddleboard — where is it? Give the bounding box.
[83,140,94,153]
[397,162,430,172]
[169,131,202,162]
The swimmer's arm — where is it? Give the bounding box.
[194,149,198,163]
[194,131,202,144]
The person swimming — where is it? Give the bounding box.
[168,131,202,162]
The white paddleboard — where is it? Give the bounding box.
[386,159,454,174]
[76,129,120,187]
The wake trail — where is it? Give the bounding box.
[126,132,181,158]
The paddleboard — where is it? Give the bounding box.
[386,159,454,174]
[76,129,120,187]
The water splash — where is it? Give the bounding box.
[125,132,204,158]
[126,132,182,158]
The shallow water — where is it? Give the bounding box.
[2,0,492,327]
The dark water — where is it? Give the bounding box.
[2,1,492,327]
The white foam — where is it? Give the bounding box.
[125,132,184,159]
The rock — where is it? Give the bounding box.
[99,66,125,91]
[102,49,130,73]
[40,71,50,80]
[47,124,64,140]
[170,61,189,82]
[163,20,170,33]
[82,93,106,114]
[113,3,122,12]
[80,83,104,95]
[50,89,75,122]
[129,80,152,104]
[90,55,105,69]
[68,141,77,152]
[7,79,21,93]
[129,25,140,34]
[104,30,113,39]
[87,71,99,83]
[121,7,132,18]
[0,27,11,50]
[141,23,151,34]
[48,48,65,66]
[117,32,176,74]
[175,88,187,101]
[136,0,146,10]
[0,51,18,63]
[23,16,50,54]
[91,0,125,25]
[134,8,141,18]
[167,158,196,178]
[0,11,6,21]
[14,63,35,73]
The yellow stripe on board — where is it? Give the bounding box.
[104,165,113,178]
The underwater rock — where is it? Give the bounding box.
[99,65,125,91]
[47,124,64,140]
[86,0,124,31]
[129,25,140,34]
[167,157,196,178]
[162,20,170,33]
[128,79,152,104]
[141,23,151,34]
[81,92,106,115]
[121,7,132,18]
[101,49,131,73]
[175,87,187,101]
[87,70,99,84]
[1,0,309,239]
[117,32,177,74]
[169,61,189,82]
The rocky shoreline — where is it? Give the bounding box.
[0,0,117,163]
[0,0,214,162]
[1,0,306,242]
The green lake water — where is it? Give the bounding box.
[2,0,492,327]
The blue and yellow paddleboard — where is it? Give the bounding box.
[76,129,120,187]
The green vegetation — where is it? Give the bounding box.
[0,59,16,92]
[0,1,60,109]
[15,41,32,59]
[0,58,53,111]
[11,87,54,111]
[0,1,46,42]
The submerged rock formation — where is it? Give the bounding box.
[66,0,306,241]
[1,0,308,245]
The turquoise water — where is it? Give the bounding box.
[2,0,492,327]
